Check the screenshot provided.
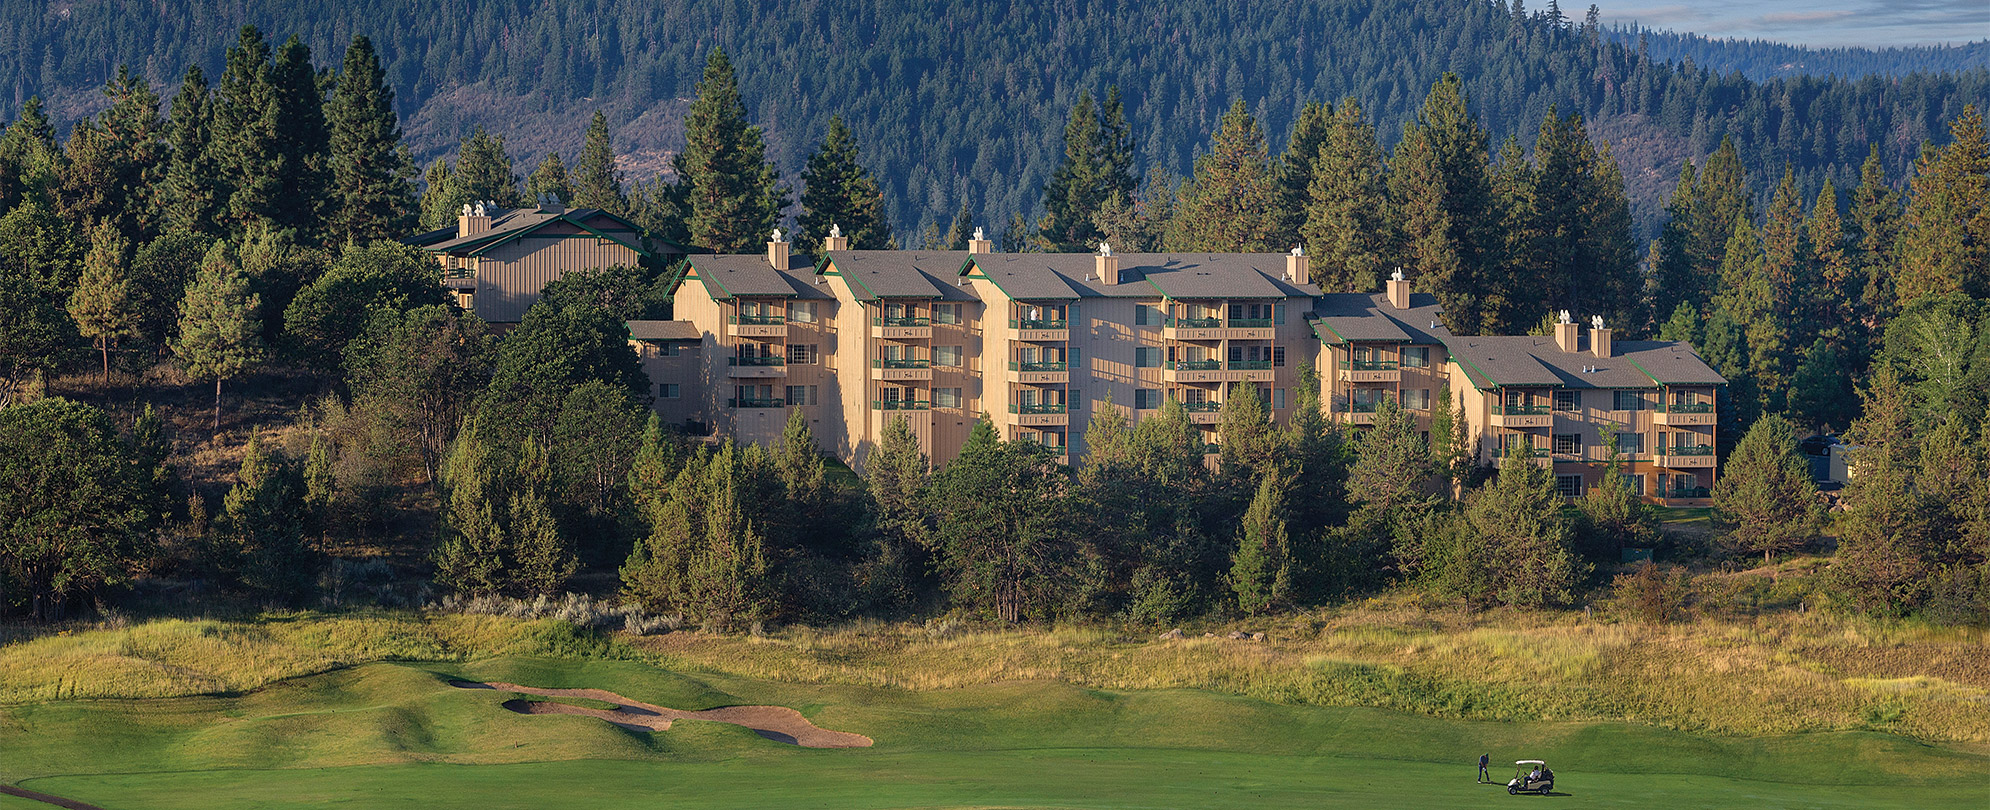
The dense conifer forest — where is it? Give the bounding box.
[2,0,1985,237]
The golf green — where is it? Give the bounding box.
[3,658,1983,809]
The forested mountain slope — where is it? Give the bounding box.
[3,0,1986,238]
[1609,25,1988,81]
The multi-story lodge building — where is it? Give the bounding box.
[406,201,683,323]
[445,220,1725,507]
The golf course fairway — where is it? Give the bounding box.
[3,657,1983,809]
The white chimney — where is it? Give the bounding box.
[1286,247,1311,286]
[1096,242,1120,285]
[1590,315,1613,358]
[1385,268,1411,310]
[967,226,993,255]
[459,202,493,236]
[823,223,849,252]
[1554,310,1580,353]
[767,228,790,270]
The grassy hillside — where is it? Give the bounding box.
[2,656,1985,809]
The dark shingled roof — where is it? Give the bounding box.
[1311,292,1450,344]
[406,206,679,255]
[963,253,1321,300]
[683,255,831,299]
[626,320,701,341]
[419,208,561,251]
[1445,333,1725,389]
[821,251,978,300]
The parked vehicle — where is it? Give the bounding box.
[1507,760,1554,795]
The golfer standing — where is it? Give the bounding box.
[1477,753,1490,783]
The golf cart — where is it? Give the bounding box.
[1507,760,1554,795]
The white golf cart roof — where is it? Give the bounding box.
[1515,760,1545,765]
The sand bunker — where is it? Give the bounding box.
[449,681,872,748]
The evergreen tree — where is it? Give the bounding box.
[213,26,283,231]
[1457,439,1580,607]
[526,152,572,205]
[1041,89,1137,251]
[434,421,507,596]
[926,418,1073,622]
[1895,106,1989,305]
[1648,161,1700,328]
[1348,397,1436,514]
[675,48,787,253]
[452,127,525,208]
[1851,146,1904,322]
[570,111,627,213]
[1787,338,1856,434]
[161,67,225,236]
[216,436,314,600]
[171,243,264,430]
[57,66,165,242]
[268,35,329,235]
[1166,99,1282,253]
[0,398,154,621]
[508,439,577,596]
[1388,74,1497,334]
[325,35,416,244]
[776,406,828,507]
[1807,178,1861,355]
[0,97,63,214]
[0,275,80,407]
[67,224,138,382]
[862,415,930,609]
[1216,381,1277,477]
[1276,100,1334,239]
[1229,471,1292,616]
[1489,135,1540,334]
[1301,99,1393,293]
[797,115,892,255]
[1714,414,1824,562]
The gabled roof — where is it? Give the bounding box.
[1444,333,1727,390]
[1311,292,1450,344]
[678,255,832,300]
[821,251,979,301]
[626,320,701,341]
[961,253,1321,301]
[409,206,682,257]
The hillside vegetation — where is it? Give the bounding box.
[4,0,1985,236]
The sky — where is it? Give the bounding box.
[1594,0,1990,48]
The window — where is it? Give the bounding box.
[1616,432,1644,456]
[1272,346,1287,367]
[1134,389,1162,410]
[659,383,680,399]
[933,387,962,409]
[1134,304,1161,326]
[933,303,961,324]
[1554,390,1581,412]
[1069,389,1082,411]
[1273,304,1286,325]
[1402,347,1430,368]
[1135,347,1162,368]
[933,345,962,367]
[1553,433,1582,456]
[1613,390,1647,411]
[1621,474,1645,495]
[1498,432,1530,453]
[1273,388,1286,409]
[786,344,819,365]
[784,385,819,406]
[1402,389,1431,411]
[788,301,817,323]
[1556,474,1585,498]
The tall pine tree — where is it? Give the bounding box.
[1300,99,1393,293]
[796,115,892,255]
[570,111,627,213]
[161,67,225,237]
[1388,74,1497,335]
[1166,99,1282,253]
[325,35,415,245]
[675,48,786,253]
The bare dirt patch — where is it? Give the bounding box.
[450,681,872,748]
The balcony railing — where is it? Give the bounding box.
[1664,445,1715,456]
[1201,443,1222,455]
[1503,445,1553,457]
[1665,486,1712,499]
[1659,402,1715,413]
[1229,360,1273,370]
[873,399,931,411]
[1181,401,1222,412]
[873,358,931,369]
[872,315,931,327]
[1228,317,1274,328]
[442,268,473,280]
[1011,318,1068,330]
[730,313,787,325]
[1339,359,1400,371]
[1493,403,1553,415]
[728,397,786,408]
[1167,359,1222,371]
[1346,401,1382,413]
[728,356,785,366]
[1010,403,1067,414]
[1009,361,1068,372]
[1168,316,1222,328]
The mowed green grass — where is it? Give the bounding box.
[4,657,1985,809]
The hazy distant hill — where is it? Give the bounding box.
[3,0,1986,239]
[1609,25,1989,81]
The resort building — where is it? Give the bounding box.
[406,201,683,323]
[645,230,1725,505]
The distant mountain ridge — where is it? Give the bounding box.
[1609,24,1989,80]
[3,0,1986,240]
